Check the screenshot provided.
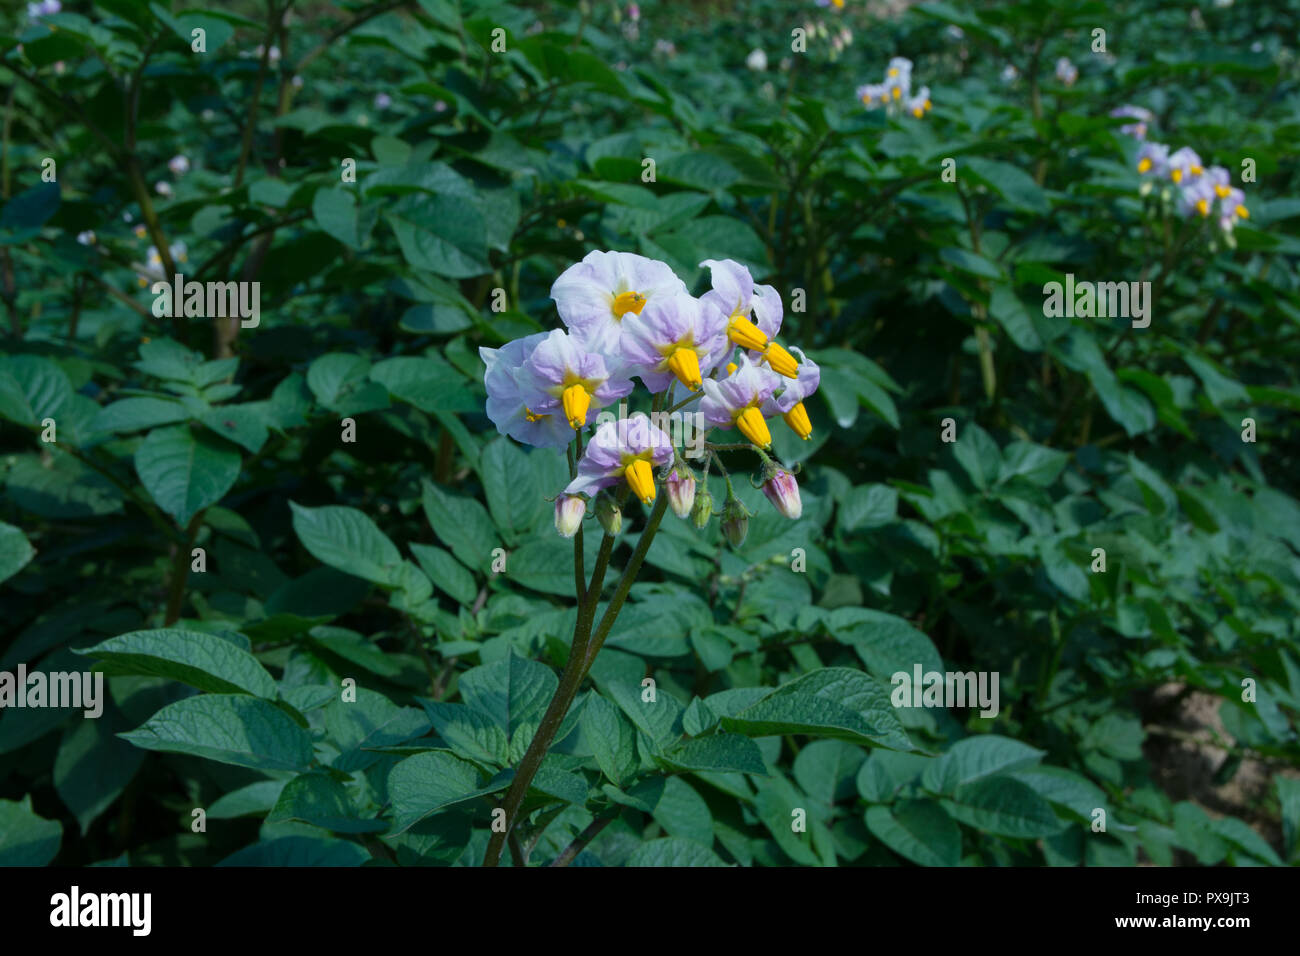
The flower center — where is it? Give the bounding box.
[611,290,647,320]
[561,384,591,429]
[666,347,703,390]
[523,406,547,423]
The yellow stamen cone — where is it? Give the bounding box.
[892,87,901,100]
[666,348,702,390]
[523,406,546,423]
[728,314,768,351]
[1196,198,1209,217]
[764,342,799,378]
[1137,157,1152,173]
[1171,169,1182,184]
[725,362,738,376]
[611,290,647,318]
[783,402,812,440]
[1237,205,1249,219]
[624,458,655,504]
[1191,164,1203,176]
[561,384,590,429]
[1214,184,1231,198]
[735,406,772,448]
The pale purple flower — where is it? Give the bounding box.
[858,83,888,108]
[1055,57,1077,86]
[700,356,783,448]
[1136,142,1170,177]
[155,181,173,198]
[168,155,190,176]
[481,334,574,449]
[627,3,640,21]
[563,414,675,504]
[1166,146,1204,184]
[550,250,688,357]
[762,469,803,520]
[522,329,634,429]
[1111,105,1154,140]
[374,93,393,110]
[620,294,729,393]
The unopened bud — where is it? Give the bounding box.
[722,498,749,548]
[595,493,622,535]
[761,469,802,520]
[665,468,697,519]
[554,495,585,538]
[691,485,713,529]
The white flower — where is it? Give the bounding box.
[76,230,95,246]
[746,49,768,71]
[155,181,173,197]
[168,155,190,176]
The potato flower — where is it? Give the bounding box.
[620,293,729,393]
[550,250,688,356]
[522,329,634,429]
[700,259,798,378]
[700,356,784,449]
[564,414,675,505]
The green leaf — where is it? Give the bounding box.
[0,522,36,585]
[793,739,866,807]
[79,628,277,698]
[135,425,241,525]
[0,182,60,242]
[457,653,558,763]
[54,710,145,833]
[198,406,269,455]
[659,732,767,776]
[410,543,477,605]
[997,441,1070,486]
[0,355,74,426]
[921,735,1045,794]
[943,775,1066,838]
[421,701,509,766]
[581,694,638,787]
[312,187,364,250]
[0,796,62,866]
[370,356,479,413]
[963,158,1049,215]
[217,836,368,867]
[119,694,314,772]
[290,502,403,586]
[387,751,491,833]
[92,396,193,434]
[952,422,1002,490]
[625,837,728,867]
[479,436,542,542]
[865,800,961,866]
[420,479,501,573]
[839,484,897,532]
[720,668,912,752]
[606,677,686,753]
[266,773,386,833]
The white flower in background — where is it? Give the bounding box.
[374,93,392,110]
[168,155,190,176]
[155,181,173,198]
[945,25,965,41]
[28,0,61,21]
[654,39,677,57]
[1055,57,1078,86]
[746,49,768,71]
[76,230,95,246]
[133,224,147,239]
[1001,64,1019,84]
[291,75,304,89]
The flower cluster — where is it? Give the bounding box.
[481,252,820,539]
[1115,109,1251,240]
[858,58,931,119]
[1054,57,1078,86]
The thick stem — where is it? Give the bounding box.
[482,496,667,867]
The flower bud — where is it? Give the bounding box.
[554,495,585,538]
[762,469,802,520]
[595,493,622,535]
[721,497,749,548]
[665,468,697,519]
[691,484,713,529]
